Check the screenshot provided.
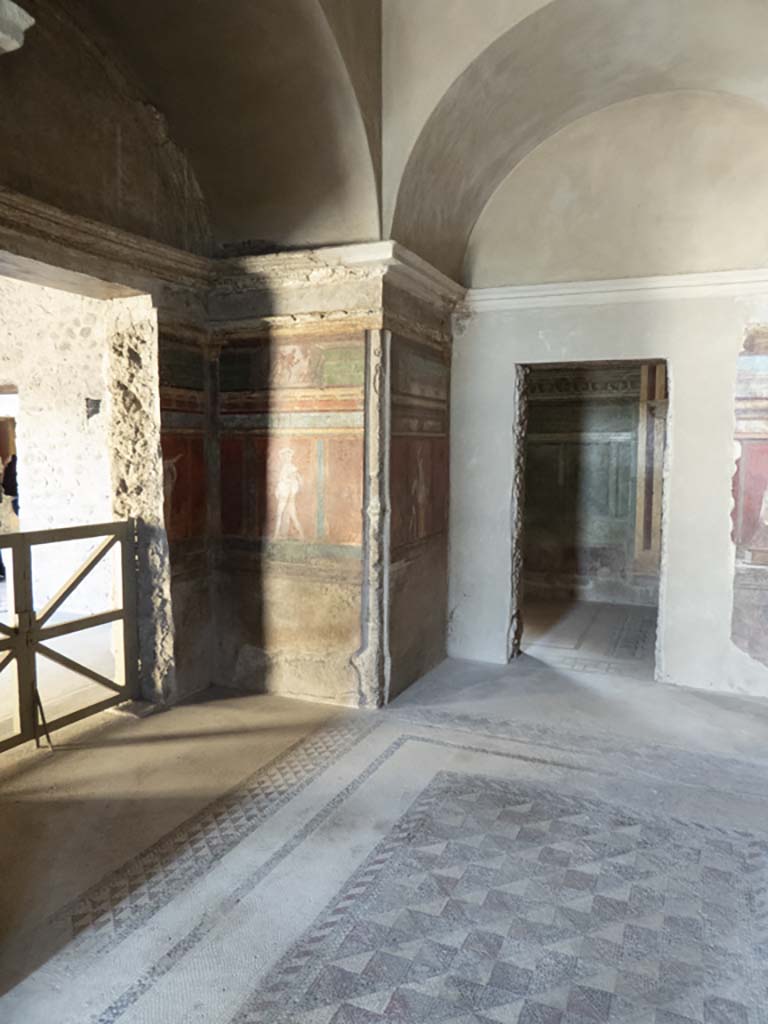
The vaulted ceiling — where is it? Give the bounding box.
[77,0,382,251]
[3,0,768,283]
[391,0,768,282]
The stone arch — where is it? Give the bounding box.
[393,0,768,283]
[466,90,768,286]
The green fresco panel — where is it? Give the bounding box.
[159,344,205,391]
[322,347,365,388]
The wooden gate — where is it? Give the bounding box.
[0,521,139,752]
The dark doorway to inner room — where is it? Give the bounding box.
[519,361,668,681]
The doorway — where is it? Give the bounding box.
[0,268,172,743]
[517,361,667,680]
[0,388,17,620]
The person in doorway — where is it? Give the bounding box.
[0,454,12,581]
[3,453,17,518]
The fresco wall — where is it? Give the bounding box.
[523,363,666,606]
[732,329,768,668]
[158,335,211,696]
[216,330,366,705]
[388,331,450,698]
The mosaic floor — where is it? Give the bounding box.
[2,661,768,1024]
[522,603,657,681]
[237,772,766,1024]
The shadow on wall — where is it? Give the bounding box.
[520,362,667,612]
[158,276,370,706]
[211,300,370,706]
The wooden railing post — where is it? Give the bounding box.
[12,537,36,743]
[120,518,139,699]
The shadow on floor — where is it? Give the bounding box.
[0,688,340,991]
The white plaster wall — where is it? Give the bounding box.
[0,275,114,612]
[468,93,768,287]
[390,0,768,282]
[449,279,768,697]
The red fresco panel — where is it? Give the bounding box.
[390,435,449,554]
[220,435,245,537]
[430,436,450,538]
[390,436,411,552]
[324,437,364,545]
[409,437,432,544]
[736,440,768,548]
[185,437,206,539]
[162,433,206,542]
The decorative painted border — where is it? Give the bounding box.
[40,717,379,960]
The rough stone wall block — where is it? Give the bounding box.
[108,297,176,703]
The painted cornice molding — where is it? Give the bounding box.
[0,0,33,54]
[211,240,465,320]
[0,187,211,291]
[0,188,465,334]
[385,242,466,309]
[464,268,768,313]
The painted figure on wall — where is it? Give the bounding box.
[163,453,183,528]
[274,447,303,539]
[410,446,429,541]
[272,345,313,388]
[749,482,768,550]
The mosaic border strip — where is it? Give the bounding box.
[49,716,380,958]
[92,736,412,1024]
[386,707,768,800]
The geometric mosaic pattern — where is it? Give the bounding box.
[524,606,657,680]
[232,772,768,1024]
[608,609,657,661]
[59,718,374,956]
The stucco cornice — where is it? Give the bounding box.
[211,240,464,319]
[0,189,464,337]
[0,187,212,294]
[463,268,768,314]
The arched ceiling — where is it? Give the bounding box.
[319,0,382,200]
[467,91,768,287]
[382,0,546,232]
[8,0,768,280]
[392,0,768,283]
[75,0,381,252]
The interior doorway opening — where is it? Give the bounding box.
[517,360,668,680]
[0,280,124,740]
[0,264,173,745]
[0,385,17,575]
